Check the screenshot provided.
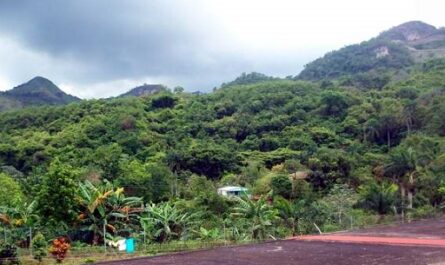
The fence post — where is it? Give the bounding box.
[350,216,353,230]
[29,227,33,257]
[223,222,226,246]
[103,222,106,254]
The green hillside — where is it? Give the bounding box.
[1,21,445,248]
[0,76,80,112]
[298,21,445,89]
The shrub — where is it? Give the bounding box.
[32,232,47,262]
[271,174,293,199]
[410,205,439,220]
[0,243,19,265]
[83,258,96,263]
[49,237,70,263]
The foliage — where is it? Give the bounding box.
[298,39,414,80]
[271,175,293,199]
[77,181,142,244]
[232,196,277,240]
[0,243,19,265]
[49,237,70,263]
[36,158,79,227]
[1,43,445,254]
[32,232,47,262]
[142,202,196,243]
[221,72,276,87]
[358,181,398,214]
[0,173,23,208]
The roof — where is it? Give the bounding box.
[217,186,249,192]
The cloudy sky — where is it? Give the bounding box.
[0,0,443,98]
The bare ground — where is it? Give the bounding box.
[97,217,445,265]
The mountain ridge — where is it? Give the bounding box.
[298,21,445,85]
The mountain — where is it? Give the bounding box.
[118,84,166,98]
[0,76,80,112]
[298,21,445,87]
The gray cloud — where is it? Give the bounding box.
[0,0,258,95]
[3,0,439,97]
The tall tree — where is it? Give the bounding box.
[36,158,79,227]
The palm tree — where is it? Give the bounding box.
[402,100,417,134]
[274,197,299,236]
[358,181,398,215]
[384,147,418,212]
[363,118,379,143]
[231,196,277,240]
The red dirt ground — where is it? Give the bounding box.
[97,217,445,265]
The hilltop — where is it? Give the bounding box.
[0,76,80,111]
[298,21,445,88]
[118,84,167,98]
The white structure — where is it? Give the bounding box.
[217,186,250,198]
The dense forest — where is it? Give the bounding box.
[1,22,445,261]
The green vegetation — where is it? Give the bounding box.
[1,22,445,263]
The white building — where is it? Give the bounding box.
[217,186,250,198]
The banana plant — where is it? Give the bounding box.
[231,196,277,240]
[142,202,197,243]
[77,180,142,245]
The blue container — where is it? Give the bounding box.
[125,238,135,253]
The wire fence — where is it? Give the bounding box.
[0,209,442,264]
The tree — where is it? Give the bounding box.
[36,158,79,227]
[0,173,23,208]
[384,147,418,210]
[321,184,357,224]
[274,196,300,236]
[358,181,398,215]
[173,86,184,94]
[271,174,293,199]
[118,160,172,202]
[320,91,349,117]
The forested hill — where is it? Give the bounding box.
[298,21,445,88]
[118,84,167,98]
[0,76,80,112]
[1,54,445,207]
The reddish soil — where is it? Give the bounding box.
[343,217,445,238]
[97,217,445,265]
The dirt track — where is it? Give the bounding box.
[97,217,445,265]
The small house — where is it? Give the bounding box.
[217,186,250,198]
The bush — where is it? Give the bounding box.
[49,237,70,263]
[32,232,47,262]
[271,174,293,199]
[410,205,439,220]
[0,243,19,265]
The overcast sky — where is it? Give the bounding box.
[0,0,443,98]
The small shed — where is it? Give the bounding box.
[217,186,250,198]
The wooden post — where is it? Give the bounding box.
[29,227,33,257]
[103,222,106,254]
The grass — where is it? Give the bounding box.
[16,240,238,265]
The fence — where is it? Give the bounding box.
[0,210,442,264]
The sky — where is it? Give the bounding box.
[0,0,443,98]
